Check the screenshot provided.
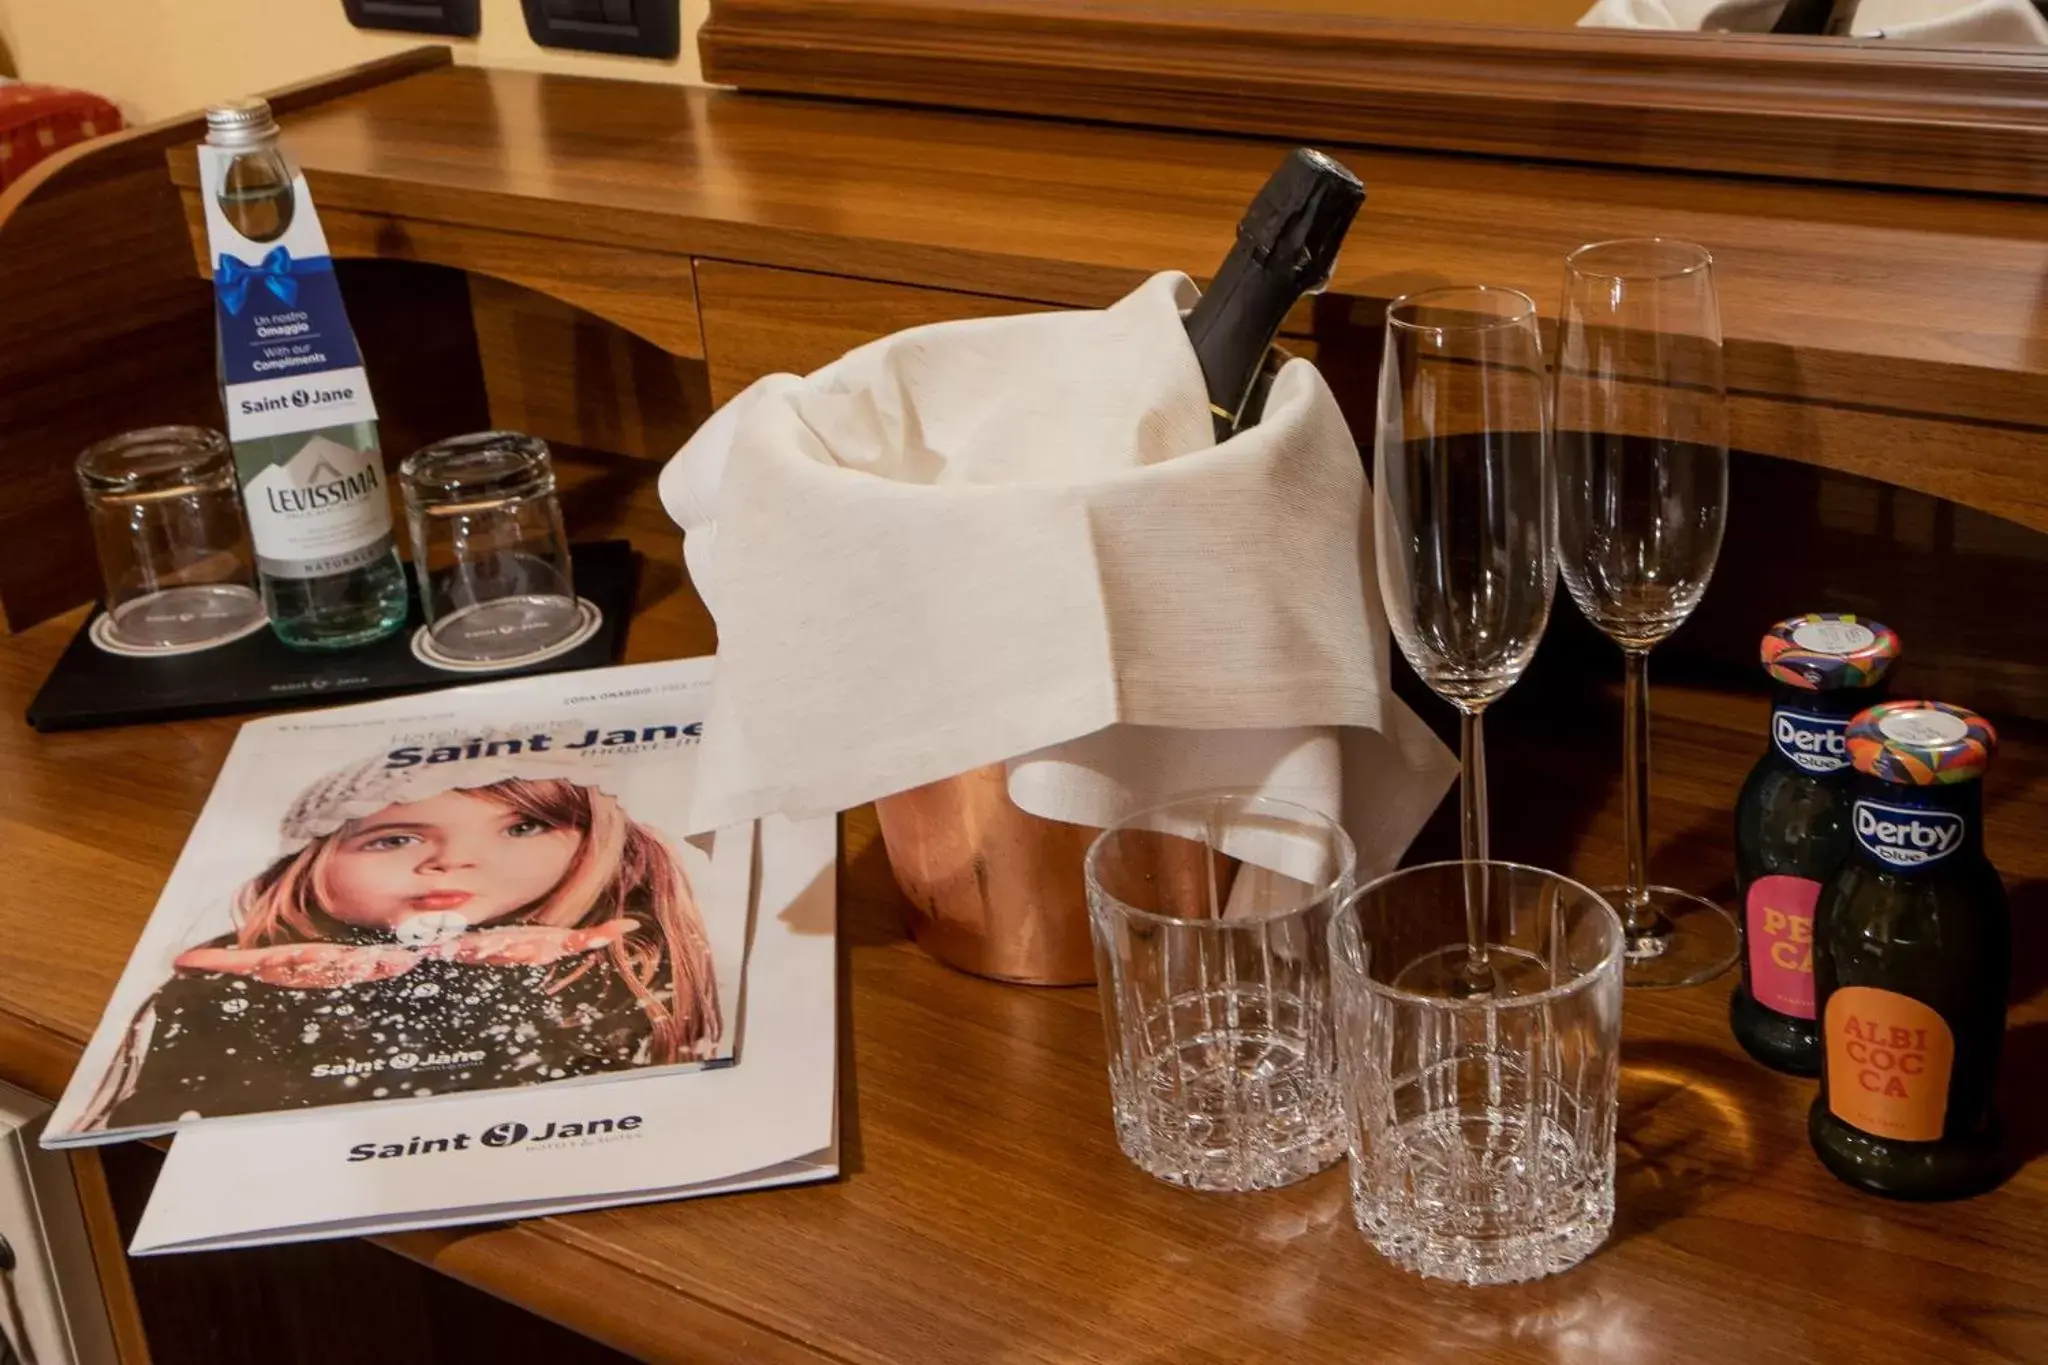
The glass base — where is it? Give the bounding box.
[1110,989,1344,1193]
[428,594,586,663]
[1808,1098,2003,1201]
[264,554,412,652]
[1599,885,1739,990]
[1350,1099,1614,1285]
[1729,985,1820,1076]
[1391,944,1556,1000]
[103,585,266,652]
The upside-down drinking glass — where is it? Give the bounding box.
[399,431,580,665]
[75,425,267,652]
[1087,794,1356,1192]
[1553,239,1734,988]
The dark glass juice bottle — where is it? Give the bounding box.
[1810,701,2009,1200]
[1731,613,1899,1075]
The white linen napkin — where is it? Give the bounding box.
[659,271,1456,875]
[1577,0,2048,39]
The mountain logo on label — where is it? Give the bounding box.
[303,456,346,486]
[242,434,389,556]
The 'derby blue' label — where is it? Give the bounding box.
[1774,709,1849,775]
[1854,799,1967,870]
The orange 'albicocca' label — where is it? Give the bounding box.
[1824,986,1954,1142]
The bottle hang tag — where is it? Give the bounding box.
[197,145,378,441]
[198,145,392,580]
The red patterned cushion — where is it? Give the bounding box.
[0,84,124,193]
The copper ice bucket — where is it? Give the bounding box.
[873,764,1101,985]
[873,348,1308,986]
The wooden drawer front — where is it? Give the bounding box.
[468,275,713,465]
[694,262,1042,406]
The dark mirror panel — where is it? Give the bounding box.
[519,0,681,57]
[341,0,481,36]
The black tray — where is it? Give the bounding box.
[27,540,637,733]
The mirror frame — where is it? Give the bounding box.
[701,0,2048,196]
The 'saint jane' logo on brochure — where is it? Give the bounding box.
[345,1113,645,1163]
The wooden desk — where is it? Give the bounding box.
[1,48,2045,1365]
[9,51,2048,629]
[158,65,2048,529]
[0,460,2043,1364]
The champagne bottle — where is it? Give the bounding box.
[1771,0,1860,33]
[1183,148,1365,439]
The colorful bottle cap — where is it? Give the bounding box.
[1760,613,1900,691]
[1847,700,1997,786]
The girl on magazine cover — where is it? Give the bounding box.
[85,748,722,1130]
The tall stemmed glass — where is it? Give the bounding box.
[1374,287,1556,994]
[1553,238,1734,989]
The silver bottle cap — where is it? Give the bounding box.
[204,97,280,149]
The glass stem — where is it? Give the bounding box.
[1458,705,1491,978]
[1622,646,1653,932]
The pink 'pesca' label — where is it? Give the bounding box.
[1746,875,1820,1019]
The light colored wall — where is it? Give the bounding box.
[0,0,708,126]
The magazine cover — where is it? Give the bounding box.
[47,658,747,1145]
[129,809,838,1253]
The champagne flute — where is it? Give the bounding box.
[1553,238,1734,989]
[1374,287,1556,994]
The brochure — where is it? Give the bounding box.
[131,809,835,1252]
[47,658,784,1144]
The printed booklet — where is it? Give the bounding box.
[39,658,838,1249]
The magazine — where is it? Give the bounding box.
[47,658,771,1145]
[130,807,836,1252]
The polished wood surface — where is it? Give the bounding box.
[0,48,450,632]
[98,1144,637,1365]
[315,207,703,361]
[468,273,713,463]
[5,49,2044,1362]
[695,262,1038,406]
[162,64,2048,535]
[71,1149,152,1365]
[701,0,2048,196]
[0,463,2043,1363]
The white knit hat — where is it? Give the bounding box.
[278,725,610,852]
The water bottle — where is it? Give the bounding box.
[201,98,409,650]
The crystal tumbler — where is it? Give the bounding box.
[1086,793,1355,1192]
[1331,861,1624,1284]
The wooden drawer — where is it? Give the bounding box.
[694,262,1043,406]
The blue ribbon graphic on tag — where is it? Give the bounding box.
[216,246,301,316]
